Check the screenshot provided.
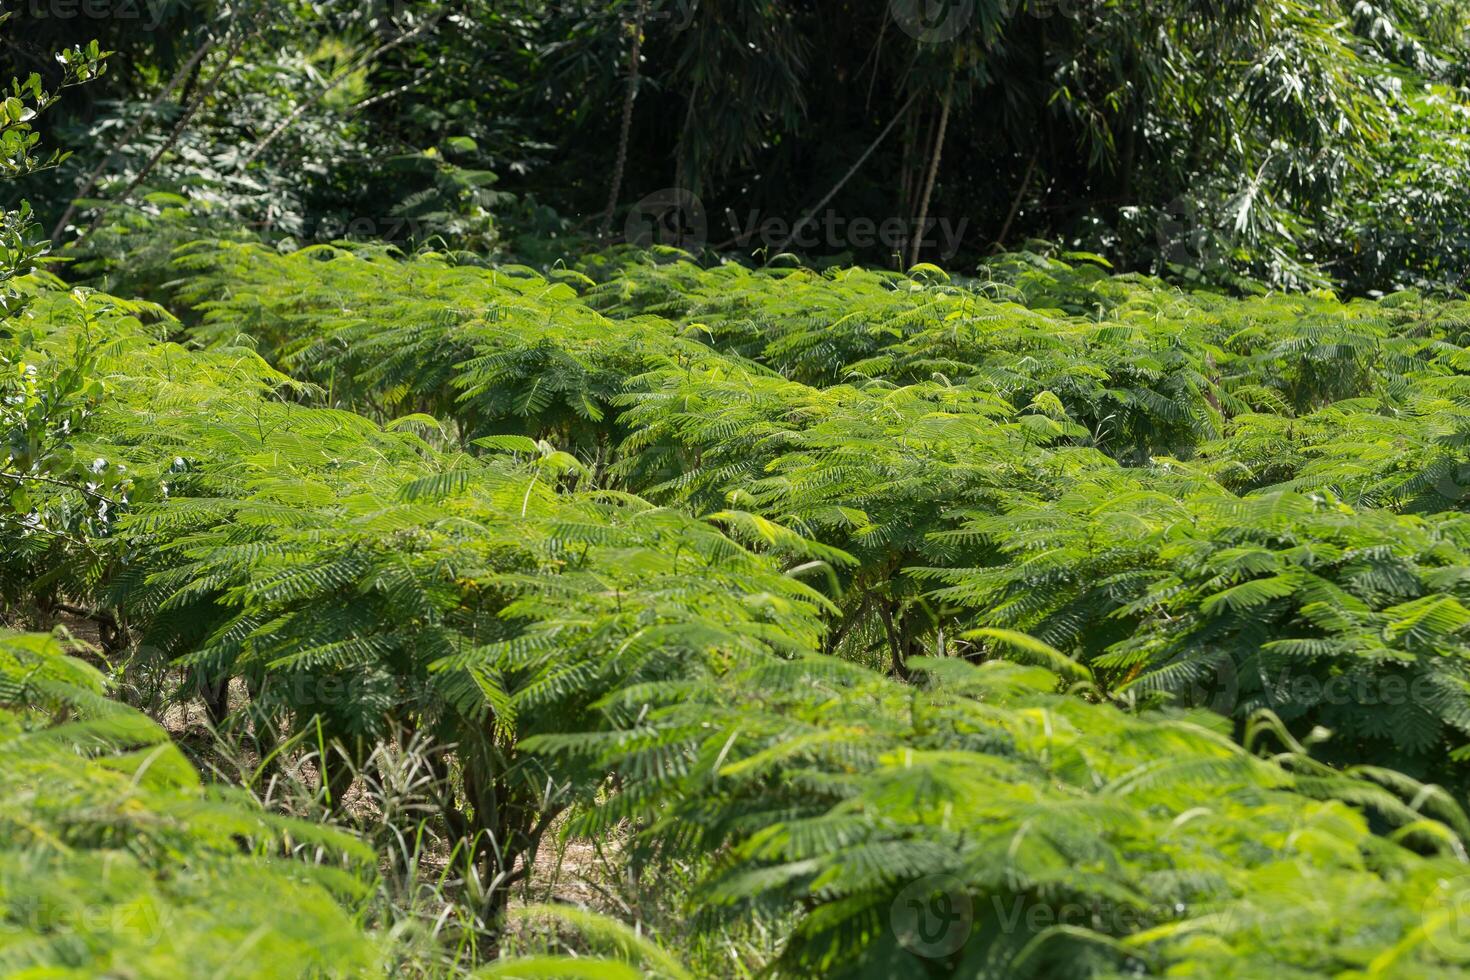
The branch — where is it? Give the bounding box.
[776,92,918,254]
[0,470,114,505]
[239,14,442,170]
[994,147,1039,252]
[349,76,420,114]
[50,32,217,243]
[55,601,118,628]
[598,0,648,237]
[73,8,270,248]
[825,593,872,655]
[501,804,565,888]
[907,81,952,269]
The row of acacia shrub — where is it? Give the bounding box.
[8,247,1470,975]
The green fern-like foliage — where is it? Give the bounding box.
[540,652,1470,978]
[172,240,712,456]
[7,271,832,920]
[0,631,377,977]
[926,484,1470,783]
[19,234,1470,975]
[583,254,1470,779]
[123,242,1470,779]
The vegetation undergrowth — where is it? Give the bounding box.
[10,9,1470,972]
[11,235,1470,975]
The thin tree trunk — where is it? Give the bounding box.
[599,0,647,237]
[239,14,441,170]
[906,106,935,221]
[825,594,871,655]
[898,105,933,265]
[863,13,889,112]
[907,82,952,269]
[177,43,208,106]
[350,76,420,114]
[204,676,230,728]
[776,92,917,253]
[897,111,914,220]
[878,602,911,681]
[673,94,696,198]
[995,148,1039,252]
[50,34,216,242]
